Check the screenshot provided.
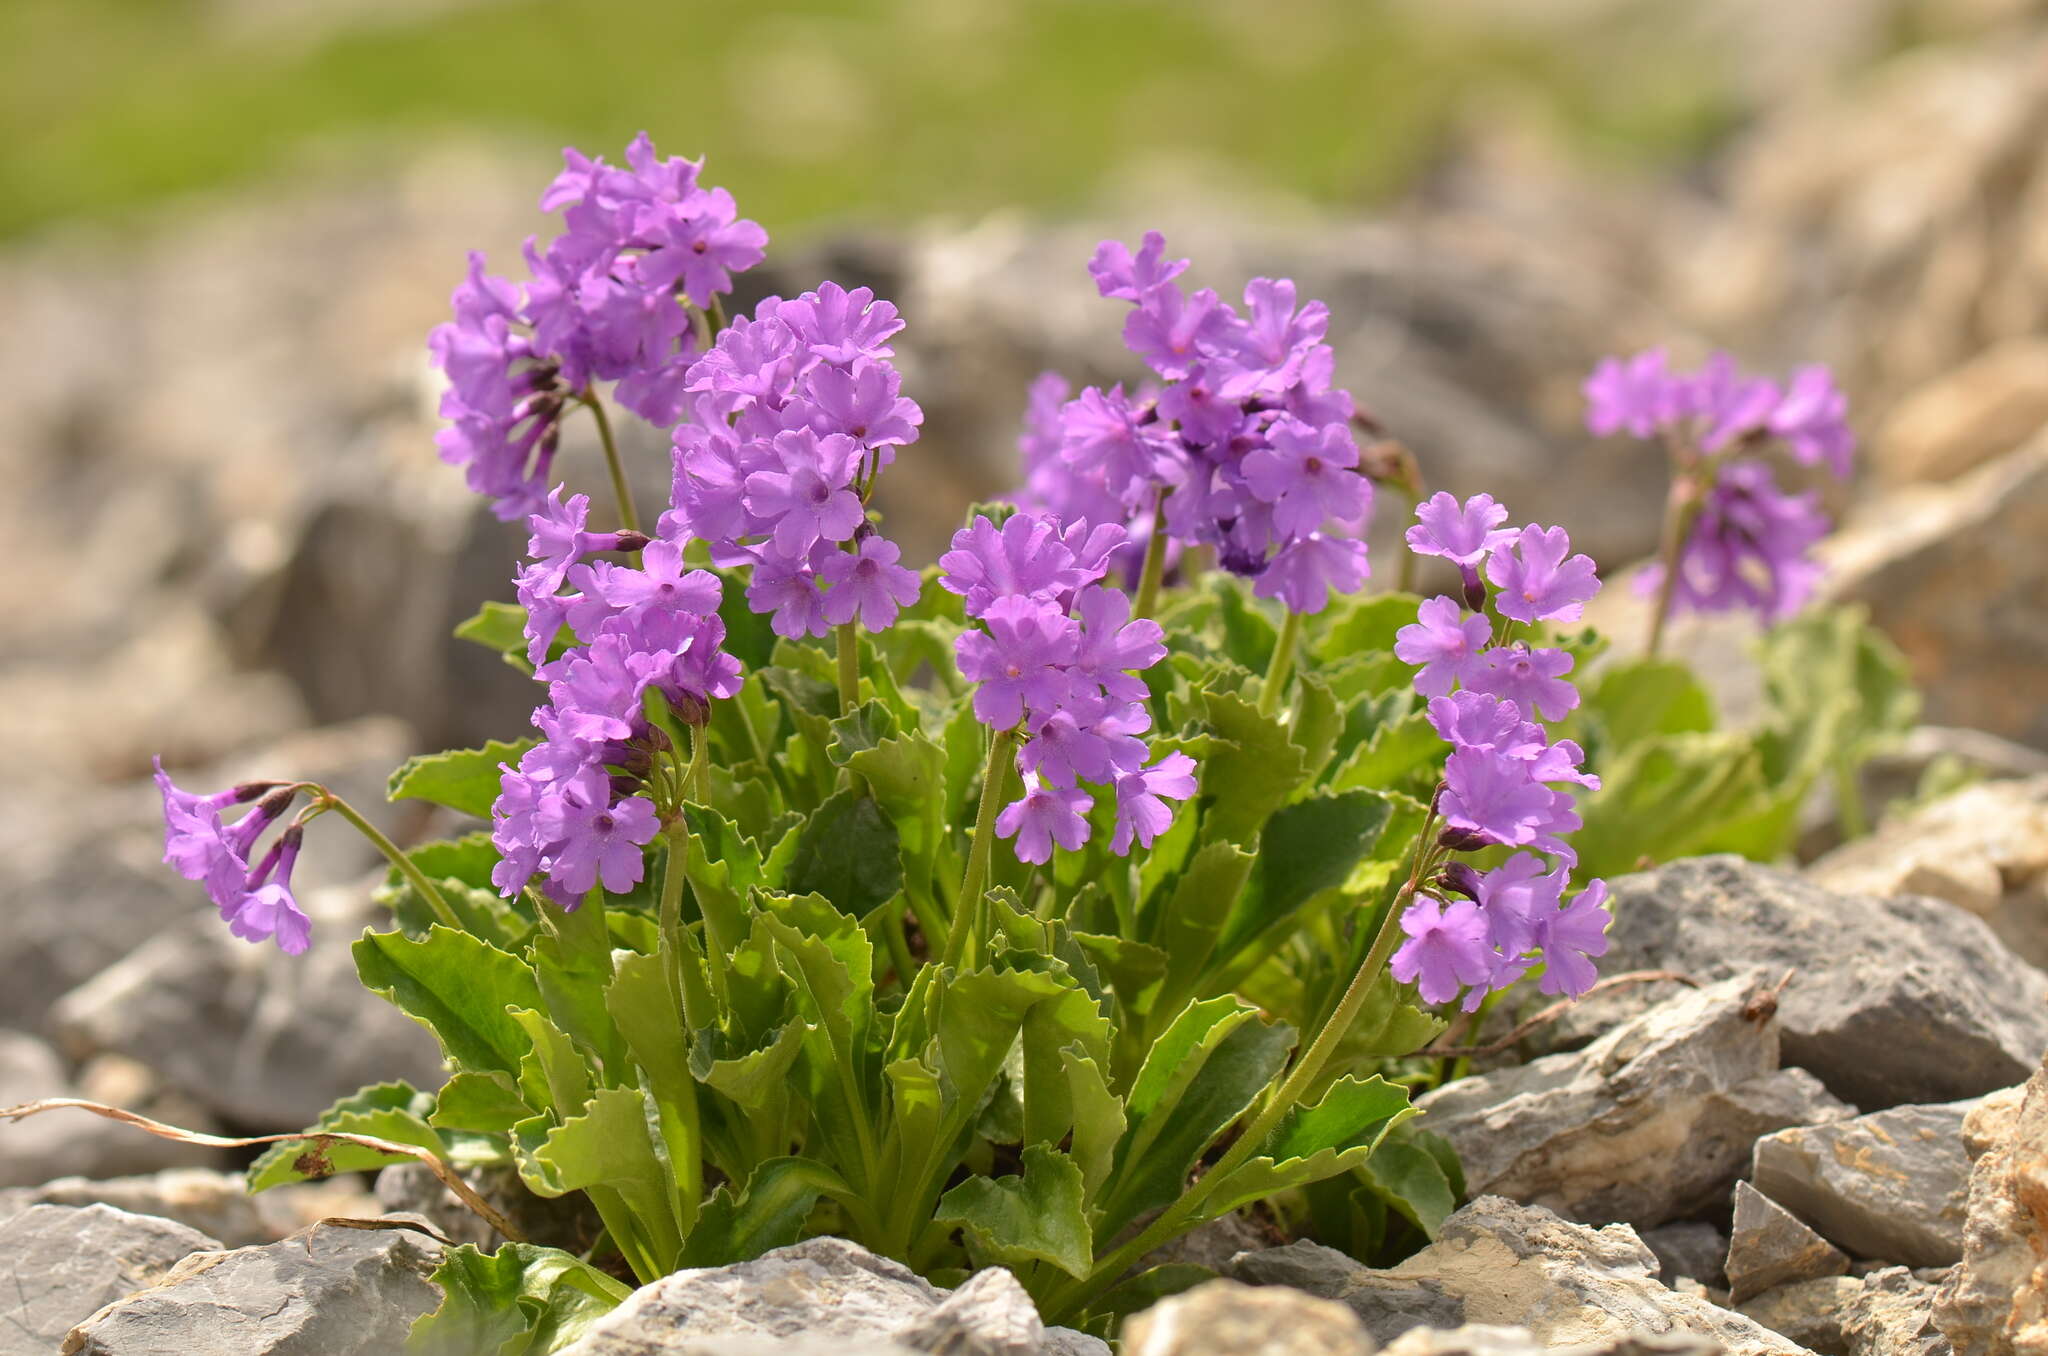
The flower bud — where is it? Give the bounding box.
[1459,562,1488,614]
[1435,861,1483,900]
[231,780,286,803]
[611,530,652,553]
[1437,824,1491,853]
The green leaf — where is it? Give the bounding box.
[246,1081,444,1190]
[354,927,544,1079]
[515,1085,683,1275]
[454,601,532,663]
[782,790,904,918]
[827,700,900,765]
[1354,1126,1460,1241]
[1201,1075,1417,1218]
[1184,691,1310,843]
[936,1143,1093,1278]
[1148,841,1255,1016]
[388,739,536,820]
[430,1072,533,1137]
[1312,593,1424,664]
[1582,658,1715,751]
[406,1242,630,1356]
[1571,731,1774,879]
[1328,709,1441,794]
[678,1157,842,1269]
[1220,790,1393,967]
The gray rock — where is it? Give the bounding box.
[1415,974,1851,1229]
[1727,1181,1851,1303]
[1934,1057,2048,1356]
[1548,857,2048,1111]
[1751,1101,1977,1268]
[557,1238,1106,1356]
[49,878,446,1129]
[1642,1221,1731,1290]
[1738,1275,1864,1354]
[0,1029,217,1187]
[1840,1268,1952,1356]
[60,1217,443,1355]
[1235,1198,1801,1356]
[0,1204,221,1355]
[1229,1240,1466,1341]
[1120,1279,1375,1356]
[1381,1329,1722,1356]
[375,1161,601,1255]
[26,1167,377,1248]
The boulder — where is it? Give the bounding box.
[556,1237,1106,1356]
[60,1218,444,1355]
[1751,1101,1977,1267]
[1550,857,2048,1110]
[1872,338,2048,486]
[0,1030,217,1187]
[1840,1268,1951,1356]
[1935,1056,2048,1356]
[22,1167,375,1248]
[1380,1329,1718,1356]
[1641,1221,1731,1290]
[1737,1275,1864,1353]
[0,1203,220,1355]
[1120,1279,1375,1356]
[1416,974,1851,1228]
[1726,1181,1850,1304]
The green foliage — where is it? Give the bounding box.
[389,740,537,820]
[407,1242,630,1356]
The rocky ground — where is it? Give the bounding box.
[6,3,2048,1354]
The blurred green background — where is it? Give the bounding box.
[1,0,1763,240]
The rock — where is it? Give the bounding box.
[0,1204,221,1355]
[1809,776,2048,969]
[556,1238,1107,1356]
[375,1161,601,1255]
[1134,1207,1281,1276]
[60,1217,444,1355]
[1642,1221,1731,1290]
[1233,1198,1802,1356]
[0,1029,217,1187]
[1120,1279,1375,1356]
[1820,437,2048,750]
[1935,1055,2048,1356]
[1727,1181,1851,1303]
[1873,338,2048,486]
[24,1167,376,1248]
[1738,1275,1864,1353]
[1381,1329,1721,1356]
[1841,1268,1950,1356]
[1751,1101,1977,1267]
[1550,857,2048,1110]
[49,876,446,1130]
[1415,974,1851,1229]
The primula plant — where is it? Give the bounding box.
[50,136,1910,1350]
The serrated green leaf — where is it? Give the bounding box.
[247,1081,446,1190]
[1312,593,1424,665]
[1571,731,1773,879]
[1201,1075,1416,1218]
[1187,691,1310,843]
[782,790,904,917]
[387,739,535,820]
[406,1241,630,1356]
[1328,709,1441,794]
[454,601,532,661]
[827,700,900,765]
[354,927,544,1079]
[514,1085,683,1276]
[936,1143,1092,1278]
[1355,1125,1460,1241]
[1218,790,1393,969]
[678,1157,842,1269]
[1583,658,1715,752]
[430,1072,533,1137]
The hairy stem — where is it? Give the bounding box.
[658,822,714,1029]
[1259,609,1305,717]
[836,622,861,715]
[1132,493,1170,620]
[581,389,641,536]
[1646,468,1705,658]
[321,792,459,931]
[945,727,1018,971]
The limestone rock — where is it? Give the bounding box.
[1642,1221,1731,1290]
[375,1161,602,1255]
[1381,1329,1719,1356]
[1233,1197,1801,1356]
[1229,1240,1467,1342]
[1727,1181,1851,1303]
[60,1218,443,1355]
[0,1030,216,1187]
[1738,1275,1865,1353]
[0,1203,220,1356]
[1809,776,2048,970]
[556,1238,1106,1356]
[1841,1268,1950,1356]
[1549,857,2048,1110]
[20,1167,375,1248]
[1935,1055,2048,1356]
[1121,1279,1375,1356]
[1416,974,1850,1228]
[1873,338,2048,486]
[1751,1101,1977,1267]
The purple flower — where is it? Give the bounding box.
[1123,284,1234,381]
[1440,748,1558,850]
[1071,586,1165,703]
[1465,644,1580,721]
[1404,492,1516,567]
[742,430,866,556]
[1426,692,1546,758]
[1583,349,1677,439]
[1395,597,1492,698]
[154,761,311,953]
[820,535,922,631]
[806,359,923,455]
[1532,880,1610,998]
[534,769,660,899]
[1389,895,1495,1006]
[1687,353,1783,453]
[996,781,1094,864]
[1217,278,1329,399]
[226,825,312,954]
[1088,232,1189,302]
[1639,460,1827,623]
[1240,416,1367,536]
[938,513,1117,618]
[1110,752,1197,854]
[1485,525,1600,624]
[955,596,1080,729]
[1769,365,1854,478]
[1253,533,1368,614]
[1471,852,1554,959]
[747,545,833,639]
[777,282,904,367]
[1059,385,1183,504]
[587,539,720,616]
[1020,709,1119,789]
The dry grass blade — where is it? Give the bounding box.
[0,1097,527,1243]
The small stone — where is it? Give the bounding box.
[1121,1279,1375,1356]
[60,1217,443,1355]
[0,1203,221,1355]
[895,1268,1047,1356]
[1416,974,1850,1229]
[1642,1221,1731,1290]
[1751,1102,1976,1268]
[1382,1328,1719,1356]
[0,1030,219,1186]
[1229,1240,1466,1342]
[23,1167,375,1248]
[1737,1275,1863,1353]
[1727,1181,1851,1303]
[1935,1055,2048,1356]
[1840,1268,1949,1356]
[375,1161,601,1255]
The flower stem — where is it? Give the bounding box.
[1646,468,1705,658]
[836,622,861,715]
[1259,609,1304,717]
[321,791,459,932]
[1132,493,1170,620]
[581,389,640,536]
[945,727,1017,971]
[658,822,714,1029]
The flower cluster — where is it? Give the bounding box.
[1583,349,1850,623]
[429,134,767,520]
[1017,233,1372,613]
[493,491,742,907]
[153,761,311,953]
[666,283,924,639]
[1388,495,1610,1007]
[940,513,1195,862]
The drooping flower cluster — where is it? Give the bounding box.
[1017,233,1373,613]
[429,134,767,520]
[1389,495,1610,1007]
[493,490,742,907]
[1583,349,1850,623]
[154,761,311,953]
[666,283,924,639]
[940,513,1196,863]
